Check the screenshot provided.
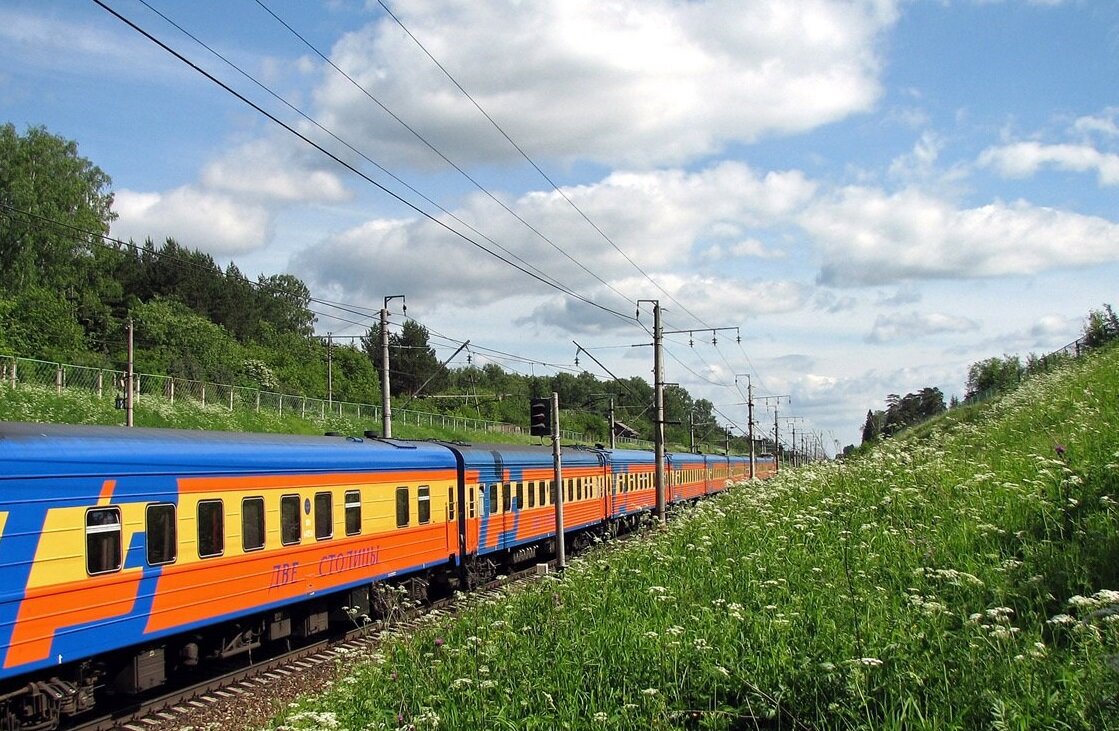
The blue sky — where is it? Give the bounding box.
[3,0,1118,451]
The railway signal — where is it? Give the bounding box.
[529,397,552,436]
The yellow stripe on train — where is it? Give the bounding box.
[26,504,147,590]
[0,511,7,540]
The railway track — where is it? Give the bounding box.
[72,564,553,731]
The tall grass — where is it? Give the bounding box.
[268,345,1119,730]
[0,385,542,445]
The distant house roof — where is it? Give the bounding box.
[612,420,639,438]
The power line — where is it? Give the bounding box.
[93,0,637,326]
[375,0,713,331]
[252,0,637,313]
[131,0,619,324]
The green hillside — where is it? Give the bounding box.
[269,343,1119,730]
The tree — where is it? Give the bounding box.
[364,320,447,397]
[1082,304,1119,349]
[0,124,116,294]
[130,298,244,383]
[256,273,315,338]
[965,355,1023,401]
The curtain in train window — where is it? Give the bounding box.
[281,495,301,545]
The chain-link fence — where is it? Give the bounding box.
[0,354,643,446]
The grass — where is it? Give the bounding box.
[264,344,1119,730]
[0,384,549,446]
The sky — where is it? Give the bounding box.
[3,0,1118,452]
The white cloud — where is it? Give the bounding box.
[1072,108,1119,138]
[295,161,817,310]
[803,187,1119,286]
[730,238,787,259]
[978,141,1119,186]
[866,311,979,343]
[201,137,352,204]
[112,187,272,256]
[888,130,944,180]
[312,0,898,168]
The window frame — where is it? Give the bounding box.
[197,499,225,559]
[345,489,362,536]
[418,485,431,525]
[85,506,122,576]
[314,491,333,541]
[242,496,266,552]
[280,494,302,546]
[145,503,177,566]
[396,486,410,528]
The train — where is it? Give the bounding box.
[0,422,775,730]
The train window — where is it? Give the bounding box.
[540,481,548,506]
[197,500,224,558]
[146,503,177,566]
[488,484,499,515]
[86,507,122,575]
[528,481,535,508]
[448,487,456,521]
[418,486,431,524]
[243,497,265,552]
[345,490,361,536]
[502,483,511,513]
[396,487,410,528]
[469,487,476,518]
[516,482,524,511]
[315,492,333,540]
[566,479,574,503]
[281,495,301,545]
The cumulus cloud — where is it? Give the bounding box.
[295,161,817,311]
[866,311,979,343]
[978,141,1119,186]
[112,187,272,255]
[1072,108,1119,138]
[803,187,1119,286]
[311,0,898,168]
[201,137,351,204]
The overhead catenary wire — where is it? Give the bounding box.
[130,0,618,325]
[374,0,714,332]
[93,0,637,328]
[252,0,638,315]
[88,1,783,439]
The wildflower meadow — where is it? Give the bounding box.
[270,343,1113,729]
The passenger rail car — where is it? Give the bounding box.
[0,422,767,730]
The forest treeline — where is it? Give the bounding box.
[0,124,740,449]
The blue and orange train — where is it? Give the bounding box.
[0,422,773,729]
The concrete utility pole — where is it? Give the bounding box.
[736,374,756,480]
[551,392,565,569]
[126,317,134,427]
[787,418,804,467]
[637,299,667,523]
[609,398,616,450]
[326,332,333,406]
[380,295,406,438]
[757,394,789,473]
[643,316,740,518]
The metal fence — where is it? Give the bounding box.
[0,354,653,448]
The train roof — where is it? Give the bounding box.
[439,441,605,467]
[0,422,456,478]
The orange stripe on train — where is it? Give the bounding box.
[4,573,142,669]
